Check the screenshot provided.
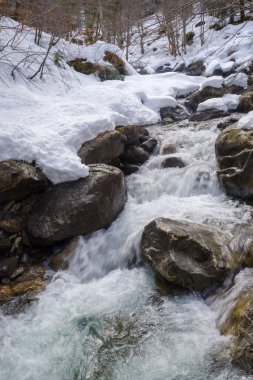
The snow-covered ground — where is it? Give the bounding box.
[129,13,253,75]
[0,18,204,183]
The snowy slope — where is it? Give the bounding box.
[0,18,204,183]
[129,14,253,75]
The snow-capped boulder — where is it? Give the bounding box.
[224,73,248,93]
[27,164,126,245]
[197,94,239,113]
[197,98,228,113]
[185,85,228,112]
[141,218,231,291]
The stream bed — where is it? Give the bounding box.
[0,118,253,380]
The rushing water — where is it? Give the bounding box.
[0,118,253,380]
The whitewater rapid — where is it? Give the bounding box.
[0,118,252,380]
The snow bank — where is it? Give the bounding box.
[0,19,204,183]
[197,94,239,113]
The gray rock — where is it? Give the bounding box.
[141,218,230,291]
[27,164,126,245]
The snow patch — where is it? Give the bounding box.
[200,76,223,90]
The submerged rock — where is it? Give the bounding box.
[141,218,231,291]
[160,143,177,155]
[120,145,149,165]
[27,164,126,245]
[0,160,49,203]
[161,156,185,168]
[216,128,253,200]
[49,239,78,271]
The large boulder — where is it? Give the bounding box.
[185,86,228,112]
[0,160,49,203]
[215,128,253,199]
[141,218,231,291]
[78,130,125,165]
[27,164,126,245]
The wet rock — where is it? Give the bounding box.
[121,164,139,176]
[184,60,205,76]
[9,266,25,280]
[189,109,230,122]
[78,130,125,165]
[0,218,25,233]
[217,117,240,131]
[160,105,189,121]
[49,239,78,271]
[116,125,149,146]
[161,143,177,155]
[215,128,253,199]
[15,265,46,282]
[141,218,230,291]
[238,91,253,113]
[141,138,157,153]
[0,235,12,252]
[173,62,186,73]
[185,86,228,112]
[0,160,49,203]
[27,164,126,245]
[0,257,18,278]
[120,146,149,165]
[161,156,185,168]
